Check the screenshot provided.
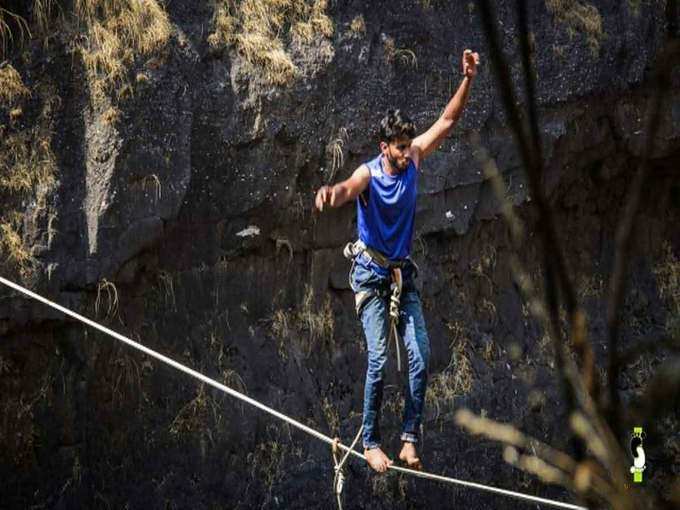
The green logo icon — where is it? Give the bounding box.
[630,427,646,483]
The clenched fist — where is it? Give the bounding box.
[462,49,480,78]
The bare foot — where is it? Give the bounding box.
[364,447,393,473]
[399,442,423,470]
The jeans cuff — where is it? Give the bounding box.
[363,441,381,450]
[400,432,418,444]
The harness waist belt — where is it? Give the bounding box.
[344,239,406,371]
[343,240,408,269]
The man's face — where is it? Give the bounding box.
[381,136,412,171]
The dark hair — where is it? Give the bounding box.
[379,109,416,143]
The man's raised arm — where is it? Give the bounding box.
[315,164,370,211]
[411,49,480,164]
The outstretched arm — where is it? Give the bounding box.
[412,49,480,164]
[315,164,370,211]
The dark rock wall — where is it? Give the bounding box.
[1,1,679,508]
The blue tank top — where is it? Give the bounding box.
[357,154,418,261]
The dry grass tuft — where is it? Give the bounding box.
[169,384,221,437]
[270,308,291,360]
[9,106,23,122]
[349,14,366,36]
[291,3,333,45]
[247,435,287,497]
[209,0,334,86]
[298,284,334,350]
[74,0,171,99]
[395,48,418,69]
[545,0,604,56]
[0,7,30,58]
[321,396,340,434]
[0,73,58,279]
[32,0,56,38]
[1,2,171,99]
[0,391,38,467]
[0,64,30,106]
[0,127,56,194]
[0,216,31,267]
[236,33,298,85]
[95,278,120,319]
[270,284,335,358]
[426,321,473,421]
[382,36,418,68]
[109,349,142,407]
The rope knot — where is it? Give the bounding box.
[330,426,364,510]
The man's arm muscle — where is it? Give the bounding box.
[315,164,370,211]
[412,76,472,161]
[412,50,479,164]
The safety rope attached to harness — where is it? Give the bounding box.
[388,267,403,372]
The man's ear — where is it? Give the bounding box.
[379,141,388,152]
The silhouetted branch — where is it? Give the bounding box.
[521,0,597,399]
[455,408,620,507]
[605,40,680,437]
[476,0,581,437]
[465,3,679,509]
[476,0,578,317]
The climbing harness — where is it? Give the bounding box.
[0,276,588,510]
[331,425,363,510]
[344,240,415,371]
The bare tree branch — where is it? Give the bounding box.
[476,0,578,317]
[475,0,582,437]
[605,40,680,437]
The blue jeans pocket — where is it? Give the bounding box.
[351,262,381,291]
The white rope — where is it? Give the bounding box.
[389,267,403,372]
[0,276,587,510]
[332,425,363,510]
[390,322,402,372]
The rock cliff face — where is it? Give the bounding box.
[1,1,678,508]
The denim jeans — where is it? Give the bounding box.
[350,253,430,449]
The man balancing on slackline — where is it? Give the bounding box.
[314,49,480,473]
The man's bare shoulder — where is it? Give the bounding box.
[355,163,370,178]
[340,163,371,200]
[347,163,371,183]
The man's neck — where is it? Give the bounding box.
[381,155,400,176]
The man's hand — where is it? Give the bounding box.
[462,49,480,78]
[314,165,370,211]
[315,185,335,211]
